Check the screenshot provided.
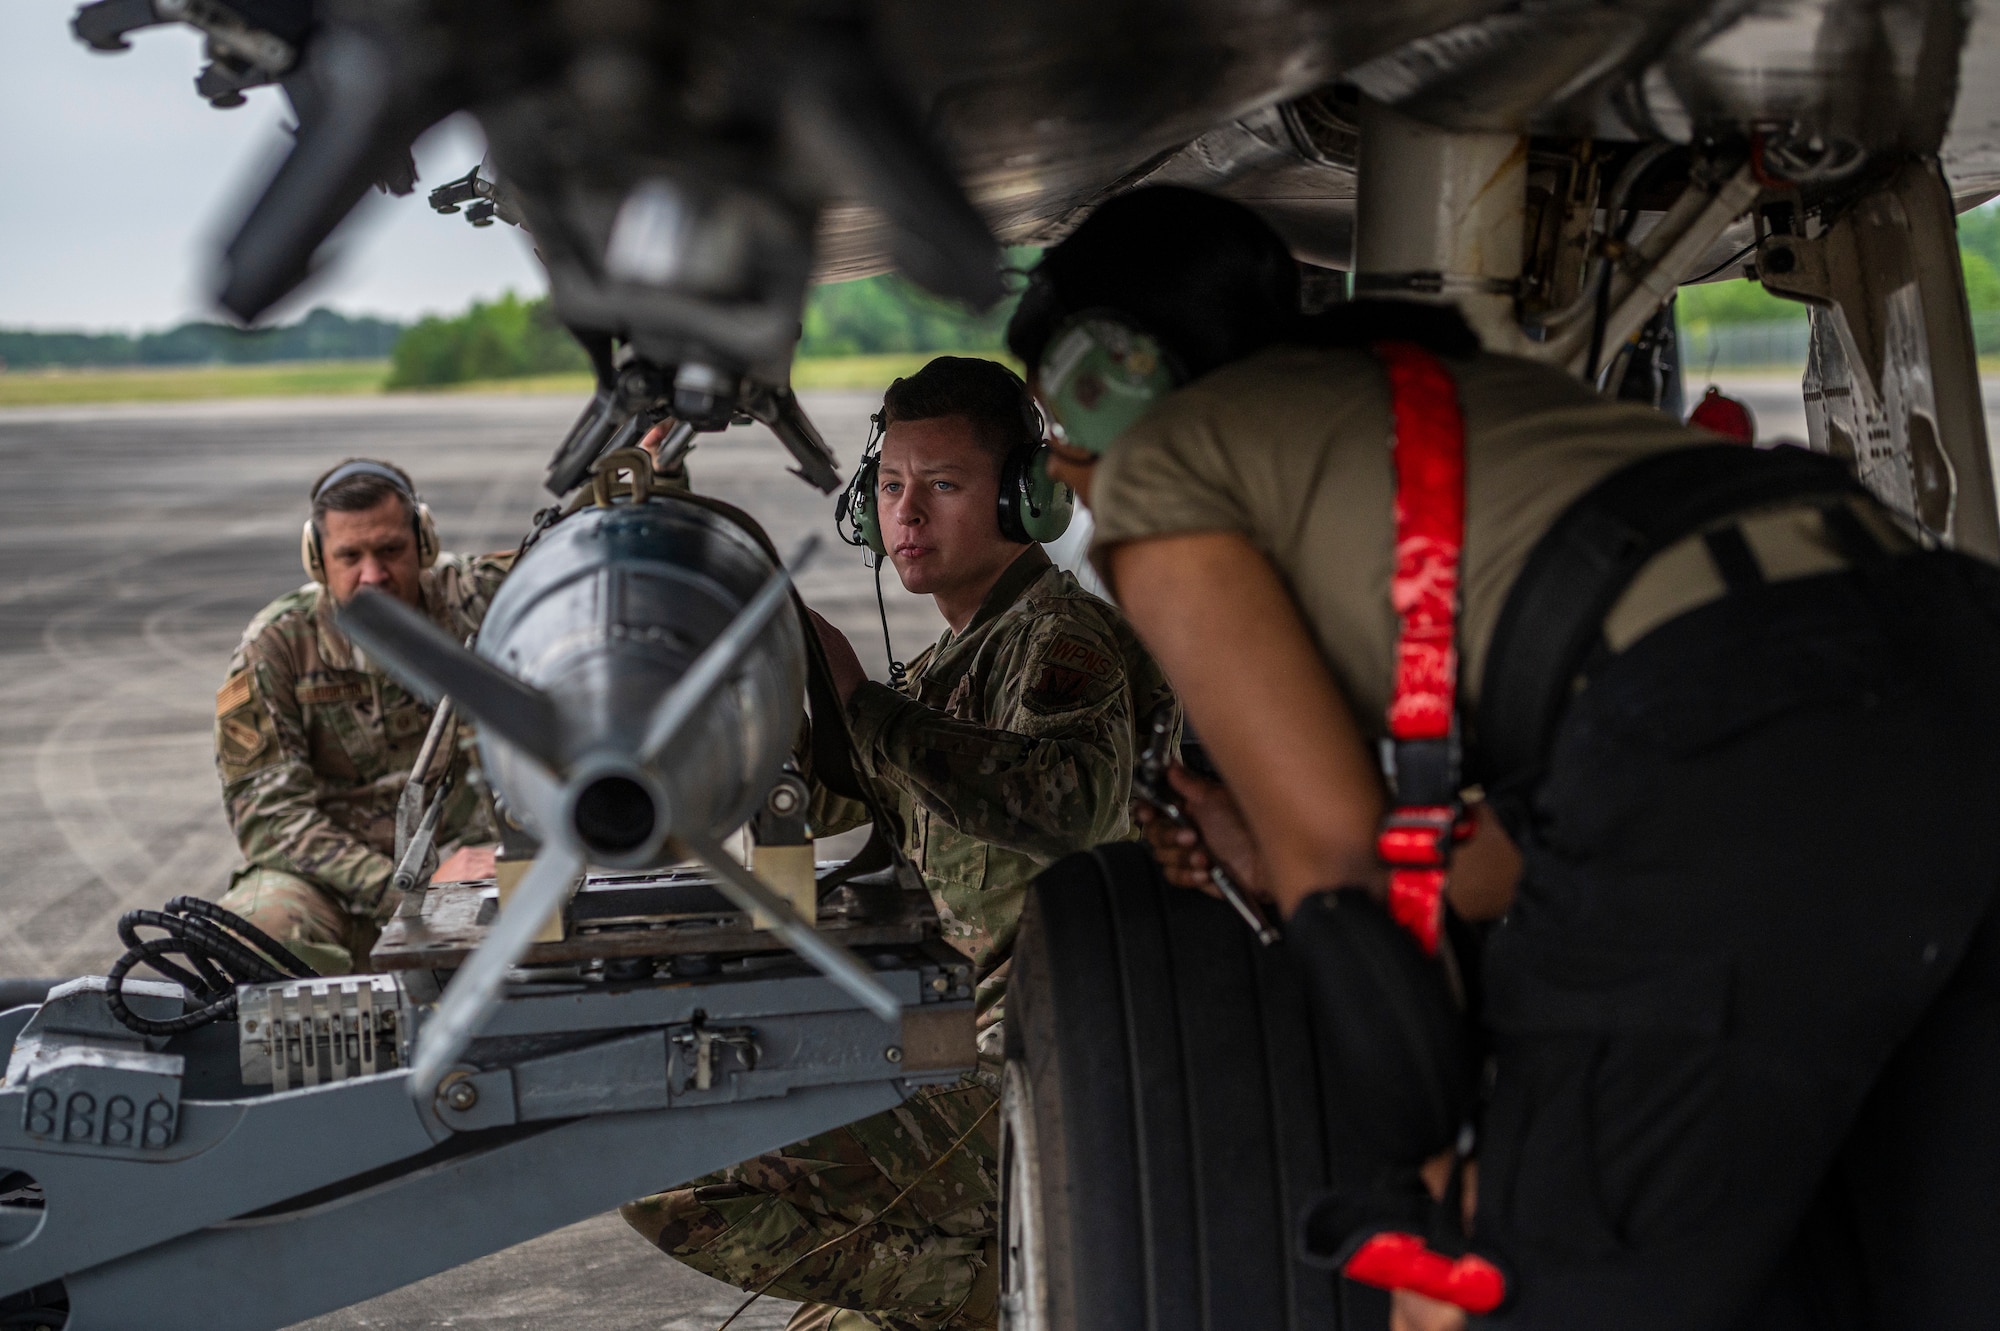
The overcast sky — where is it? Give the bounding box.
[0,0,547,331]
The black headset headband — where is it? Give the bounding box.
[313,460,417,502]
[1017,265,1195,388]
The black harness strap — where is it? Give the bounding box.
[1701,526,1766,592]
[1478,444,1867,803]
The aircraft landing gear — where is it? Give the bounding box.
[1757,159,2000,558]
[999,843,1391,1331]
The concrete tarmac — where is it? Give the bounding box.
[0,388,961,1331]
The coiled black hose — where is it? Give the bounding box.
[105,896,319,1036]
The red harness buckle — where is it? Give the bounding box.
[1373,340,1469,957]
[1376,805,1469,868]
[1376,806,1474,954]
[1341,1231,1509,1315]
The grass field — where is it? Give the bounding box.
[0,351,1020,408]
[0,359,392,406]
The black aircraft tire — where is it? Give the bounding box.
[1001,842,1389,1331]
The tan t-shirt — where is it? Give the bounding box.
[1088,343,1706,739]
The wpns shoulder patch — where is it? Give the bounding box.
[1023,633,1120,715]
[1042,634,1117,682]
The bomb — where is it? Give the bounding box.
[338,472,894,1096]
[469,497,805,866]
[344,491,805,867]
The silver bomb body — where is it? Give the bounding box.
[475,498,805,866]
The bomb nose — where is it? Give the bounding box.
[571,772,660,859]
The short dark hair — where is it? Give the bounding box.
[1007,186,1301,380]
[310,458,416,533]
[880,356,1040,467]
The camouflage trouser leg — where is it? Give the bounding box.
[783,1305,891,1331]
[215,866,380,976]
[622,1077,1001,1331]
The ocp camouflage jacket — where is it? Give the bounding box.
[214,553,514,915]
[824,546,1176,1028]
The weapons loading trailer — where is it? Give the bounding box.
[0,866,974,1331]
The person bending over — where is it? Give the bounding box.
[1012,187,2000,1330]
[623,356,1174,1331]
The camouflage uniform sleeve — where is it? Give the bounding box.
[792,712,873,838]
[435,723,499,849]
[426,551,517,849]
[215,628,394,913]
[429,550,517,638]
[846,603,1139,860]
[467,550,517,609]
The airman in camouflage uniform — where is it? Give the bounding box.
[214,461,512,975]
[833,544,1172,1041]
[623,360,1174,1331]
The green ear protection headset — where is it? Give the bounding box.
[832,376,1071,690]
[301,459,439,584]
[836,393,1075,559]
[1034,310,1184,459]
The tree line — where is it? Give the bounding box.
[0,307,401,371]
[0,254,1032,384]
[384,261,1029,387]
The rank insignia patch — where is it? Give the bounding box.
[219,714,269,766]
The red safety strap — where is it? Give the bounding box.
[1354,347,1503,1312]
[1374,340,1471,956]
[1341,1232,1509,1315]
[1340,347,1507,1316]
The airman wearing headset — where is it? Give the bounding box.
[622,356,1177,1331]
[212,459,515,975]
